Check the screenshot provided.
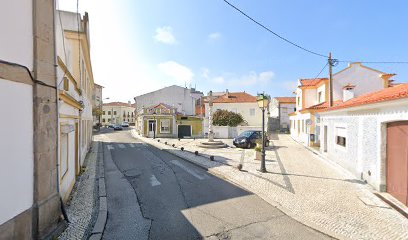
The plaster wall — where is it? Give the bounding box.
[0,80,33,225]
[0,0,33,70]
[208,102,262,126]
[333,63,385,101]
[289,112,311,144]
[304,89,317,108]
[135,85,202,116]
[320,100,408,190]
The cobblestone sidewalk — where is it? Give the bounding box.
[132,131,408,240]
[59,142,99,240]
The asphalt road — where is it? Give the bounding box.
[97,128,333,240]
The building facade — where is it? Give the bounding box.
[319,83,408,206]
[0,1,63,238]
[93,83,104,125]
[56,10,95,202]
[102,102,136,125]
[269,97,296,131]
[289,63,394,146]
[134,85,203,116]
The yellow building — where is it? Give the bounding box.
[56,10,95,202]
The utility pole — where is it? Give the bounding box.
[328,52,333,107]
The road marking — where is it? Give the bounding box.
[129,143,135,148]
[170,160,205,180]
[150,175,161,186]
[118,144,126,149]
[107,145,114,150]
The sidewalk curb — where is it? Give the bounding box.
[88,142,107,240]
[130,131,342,240]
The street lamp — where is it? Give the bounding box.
[152,111,156,139]
[257,92,270,173]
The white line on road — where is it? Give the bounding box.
[118,144,126,149]
[107,145,114,150]
[150,175,161,186]
[129,143,135,148]
[170,160,205,180]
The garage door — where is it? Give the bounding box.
[178,125,191,138]
[386,121,408,206]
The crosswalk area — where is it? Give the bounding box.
[106,143,138,150]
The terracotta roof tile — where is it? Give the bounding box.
[213,92,257,103]
[300,78,328,87]
[275,97,296,103]
[322,83,408,112]
[103,102,133,107]
[300,100,343,112]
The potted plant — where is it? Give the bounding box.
[254,140,262,160]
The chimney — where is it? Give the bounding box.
[343,84,355,102]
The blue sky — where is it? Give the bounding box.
[59,0,408,102]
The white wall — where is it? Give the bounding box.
[0,0,33,70]
[0,79,33,225]
[304,89,317,108]
[289,112,311,144]
[333,63,385,101]
[208,102,262,126]
[135,85,202,116]
[320,99,408,190]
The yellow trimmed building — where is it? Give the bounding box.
[56,10,94,202]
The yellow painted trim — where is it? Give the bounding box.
[59,114,80,119]
[57,56,81,95]
[59,90,83,109]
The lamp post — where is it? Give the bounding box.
[153,111,156,139]
[257,92,270,173]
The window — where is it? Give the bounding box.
[63,77,69,91]
[103,111,106,115]
[60,131,69,178]
[336,136,346,147]
[160,119,170,133]
[318,92,322,102]
[102,119,105,123]
[297,97,301,107]
[335,127,346,147]
[249,108,255,116]
[114,111,117,115]
[108,111,111,115]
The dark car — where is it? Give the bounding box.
[233,130,269,149]
[113,124,123,131]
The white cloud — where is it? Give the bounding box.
[201,68,210,79]
[213,76,225,84]
[227,71,274,87]
[208,32,221,41]
[282,81,298,91]
[158,61,194,85]
[154,26,177,45]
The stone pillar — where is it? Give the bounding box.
[32,0,63,238]
[208,91,214,142]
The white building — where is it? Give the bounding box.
[320,83,408,206]
[56,10,94,202]
[102,102,136,125]
[134,85,203,116]
[203,91,264,138]
[0,1,62,238]
[93,83,104,125]
[289,63,394,146]
[269,97,296,131]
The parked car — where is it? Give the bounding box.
[121,121,129,127]
[232,130,270,149]
[114,124,123,131]
[108,123,115,128]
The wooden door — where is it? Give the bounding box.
[386,121,408,206]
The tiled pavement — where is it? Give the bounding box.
[132,130,408,240]
[59,142,99,240]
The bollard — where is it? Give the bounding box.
[164,142,167,145]
[237,164,243,171]
[178,138,181,141]
[172,144,175,147]
[194,151,198,156]
[181,147,184,151]
[210,156,214,161]
[157,139,160,142]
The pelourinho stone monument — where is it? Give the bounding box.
[198,90,227,148]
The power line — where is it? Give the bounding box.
[222,0,408,64]
[222,0,328,58]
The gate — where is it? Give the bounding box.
[386,121,408,206]
[178,125,191,138]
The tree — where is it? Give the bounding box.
[212,109,244,127]
[92,107,103,117]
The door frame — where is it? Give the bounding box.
[148,119,157,137]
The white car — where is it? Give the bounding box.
[121,121,129,127]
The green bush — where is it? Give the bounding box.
[212,109,244,127]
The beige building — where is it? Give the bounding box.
[56,10,95,202]
[102,102,136,125]
[93,83,104,125]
